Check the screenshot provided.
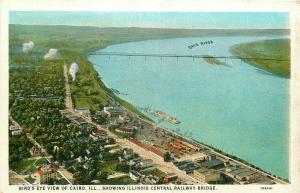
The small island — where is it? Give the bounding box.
[230,39,290,78]
[202,55,226,65]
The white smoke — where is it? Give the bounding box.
[44,48,58,59]
[69,62,79,81]
[22,41,34,53]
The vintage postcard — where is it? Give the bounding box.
[0,0,299,193]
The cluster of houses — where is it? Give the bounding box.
[61,103,274,185]
[9,124,22,136]
[30,146,42,157]
[118,148,176,184]
[36,164,58,184]
[60,110,89,125]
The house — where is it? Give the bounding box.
[139,159,154,168]
[104,106,123,117]
[95,110,107,117]
[98,153,103,159]
[115,127,135,134]
[193,168,220,183]
[127,160,136,167]
[104,144,119,149]
[202,150,217,161]
[143,175,159,184]
[75,156,83,163]
[75,108,90,115]
[11,130,22,136]
[9,125,19,131]
[91,179,100,184]
[118,156,125,162]
[123,148,134,156]
[73,117,87,125]
[53,145,60,152]
[164,173,178,183]
[226,167,259,182]
[30,146,42,156]
[200,159,224,169]
[109,148,121,154]
[118,115,131,123]
[90,130,107,141]
[133,156,141,162]
[129,171,141,182]
[83,163,90,169]
[85,149,91,155]
[36,165,58,184]
[75,108,91,120]
[84,155,90,161]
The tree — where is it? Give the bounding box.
[56,149,64,163]
[164,151,172,162]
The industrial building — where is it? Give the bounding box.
[193,168,220,183]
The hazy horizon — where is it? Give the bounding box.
[10,12,289,30]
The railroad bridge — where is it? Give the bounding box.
[88,51,288,62]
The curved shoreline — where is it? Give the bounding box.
[229,38,290,78]
[88,40,288,183]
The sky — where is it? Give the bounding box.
[9,12,289,29]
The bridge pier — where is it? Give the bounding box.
[89,52,289,64]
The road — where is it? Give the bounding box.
[9,170,30,185]
[58,168,74,184]
[64,64,73,111]
[63,62,286,184]
[69,110,200,184]
[127,108,288,184]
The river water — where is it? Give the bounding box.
[89,36,289,179]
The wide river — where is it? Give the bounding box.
[89,35,289,179]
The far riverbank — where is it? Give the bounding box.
[230,39,290,78]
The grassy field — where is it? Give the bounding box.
[10,25,289,116]
[104,176,136,185]
[143,168,166,178]
[34,157,49,167]
[10,159,37,174]
[98,160,119,174]
[230,39,290,77]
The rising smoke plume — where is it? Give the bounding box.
[44,48,58,59]
[69,62,79,81]
[22,41,34,53]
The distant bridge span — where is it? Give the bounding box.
[88,51,289,61]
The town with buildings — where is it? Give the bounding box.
[8,22,289,186]
[9,62,286,186]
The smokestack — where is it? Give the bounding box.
[22,41,34,53]
[44,48,58,59]
[69,62,79,81]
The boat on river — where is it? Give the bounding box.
[140,107,181,125]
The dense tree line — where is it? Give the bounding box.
[9,61,65,98]
[9,134,33,162]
